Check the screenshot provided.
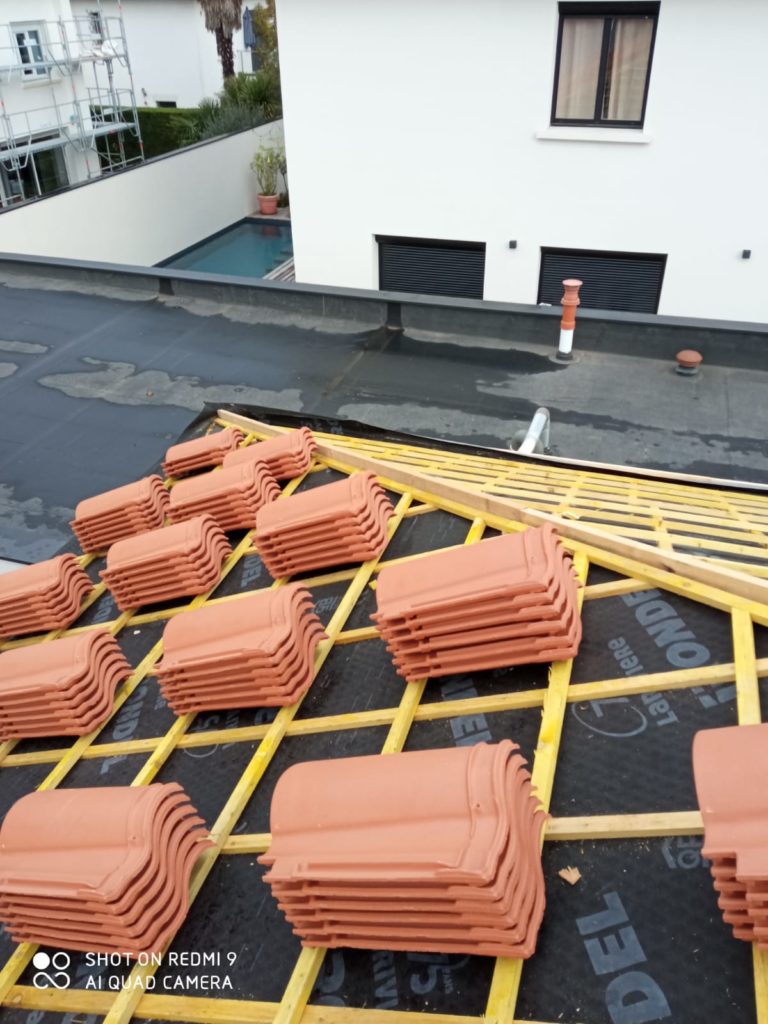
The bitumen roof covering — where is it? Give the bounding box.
[3,272,768,564]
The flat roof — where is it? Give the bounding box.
[2,271,768,562]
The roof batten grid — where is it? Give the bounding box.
[0,466,314,1007]
[6,653,768,772]
[219,415,768,571]
[727,610,768,1021]
[98,490,414,1024]
[484,549,589,1024]
[270,513,486,1024]
[2,415,768,1023]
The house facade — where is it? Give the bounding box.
[0,0,258,208]
[275,0,767,321]
[0,0,140,206]
[70,0,251,109]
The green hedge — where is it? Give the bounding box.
[135,107,202,158]
[95,106,202,165]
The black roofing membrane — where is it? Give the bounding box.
[0,410,760,1023]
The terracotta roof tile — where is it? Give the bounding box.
[254,472,393,578]
[0,783,213,956]
[223,427,317,480]
[70,476,170,553]
[259,741,547,958]
[169,461,280,531]
[154,584,326,713]
[100,515,232,611]
[0,555,92,640]
[693,724,768,947]
[0,631,131,738]
[162,428,245,478]
[372,526,581,681]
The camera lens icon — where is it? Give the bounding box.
[32,950,71,989]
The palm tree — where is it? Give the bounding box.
[198,0,242,79]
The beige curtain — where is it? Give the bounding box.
[604,17,654,121]
[555,17,603,120]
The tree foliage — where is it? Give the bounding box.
[249,0,279,72]
[198,0,243,78]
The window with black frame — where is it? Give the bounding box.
[551,3,659,127]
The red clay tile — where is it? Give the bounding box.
[71,476,170,553]
[153,584,327,713]
[0,783,212,956]
[254,473,393,578]
[168,461,280,531]
[372,526,581,681]
[100,515,231,611]
[223,427,317,480]
[259,741,547,958]
[692,723,768,946]
[162,428,245,478]
[0,555,92,640]
[0,631,131,738]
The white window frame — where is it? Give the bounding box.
[11,23,48,79]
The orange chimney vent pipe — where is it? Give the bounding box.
[557,279,583,361]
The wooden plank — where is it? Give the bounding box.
[753,947,768,1024]
[545,810,703,840]
[733,609,761,726]
[217,411,768,608]
[484,550,589,1024]
[4,986,480,1024]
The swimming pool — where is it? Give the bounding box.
[161,218,293,278]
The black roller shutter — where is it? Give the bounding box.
[538,248,666,313]
[377,236,486,300]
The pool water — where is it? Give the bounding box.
[163,219,293,278]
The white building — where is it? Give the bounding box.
[0,0,140,206]
[70,0,252,109]
[275,0,768,322]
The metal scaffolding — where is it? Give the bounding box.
[0,3,143,207]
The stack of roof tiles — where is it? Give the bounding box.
[154,584,327,713]
[0,783,212,955]
[100,514,231,611]
[162,428,244,478]
[0,555,92,640]
[693,723,768,948]
[70,476,170,553]
[372,524,581,682]
[260,740,547,957]
[0,632,131,739]
[169,460,281,530]
[223,427,317,480]
[254,472,394,578]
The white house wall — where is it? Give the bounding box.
[275,0,767,322]
[71,0,247,108]
[0,121,284,265]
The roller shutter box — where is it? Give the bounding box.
[538,248,666,313]
[378,236,486,300]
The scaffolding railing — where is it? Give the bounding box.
[0,6,142,208]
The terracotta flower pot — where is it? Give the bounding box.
[258,194,279,216]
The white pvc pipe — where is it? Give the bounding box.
[517,407,550,455]
[558,327,574,358]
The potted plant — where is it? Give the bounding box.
[250,145,284,215]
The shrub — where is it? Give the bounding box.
[221,70,281,120]
[136,107,202,157]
